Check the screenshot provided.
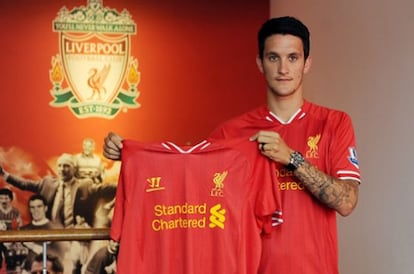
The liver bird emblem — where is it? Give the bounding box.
[210,171,228,197]
[213,171,228,189]
[87,64,111,100]
[306,134,321,158]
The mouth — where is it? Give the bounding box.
[276,77,291,81]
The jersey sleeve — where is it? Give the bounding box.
[329,112,361,182]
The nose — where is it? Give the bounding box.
[278,59,289,74]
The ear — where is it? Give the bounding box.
[256,55,264,73]
[304,55,312,74]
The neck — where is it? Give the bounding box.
[32,218,49,226]
[267,93,304,122]
[62,178,75,187]
[0,206,12,214]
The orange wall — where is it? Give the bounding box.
[0,0,268,153]
[0,0,268,220]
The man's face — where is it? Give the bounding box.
[256,34,311,98]
[83,140,95,156]
[29,199,47,222]
[57,162,75,182]
[0,194,11,209]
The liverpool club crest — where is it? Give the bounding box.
[50,0,140,119]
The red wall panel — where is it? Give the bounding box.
[0,0,268,221]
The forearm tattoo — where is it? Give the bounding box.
[294,161,358,214]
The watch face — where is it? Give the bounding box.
[289,151,304,170]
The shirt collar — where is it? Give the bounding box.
[265,100,309,125]
[32,218,50,226]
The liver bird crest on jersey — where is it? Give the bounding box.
[306,134,321,158]
[211,171,228,197]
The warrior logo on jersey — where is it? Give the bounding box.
[306,134,321,158]
[146,177,165,192]
[210,171,228,197]
[49,0,140,119]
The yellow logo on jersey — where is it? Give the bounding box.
[209,204,226,229]
[150,203,227,231]
[210,171,228,197]
[146,177,165,192]
[306,134,321,158]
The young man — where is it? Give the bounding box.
[103,16,360,274]
[21,194,68,273]
[22,194,62,230]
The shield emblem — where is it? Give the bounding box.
[60,32,129,104]
[50,0,140,119]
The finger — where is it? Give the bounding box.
[259,143,266,152]
[104,134,123,151]
[103,144,120,155]
[259,130,279,137]
[103,149,121,160]
[112,133,123,149]
[249,132,259,141]
[250,130,279,142]
[109,132,124,148]
[103,143,121,158]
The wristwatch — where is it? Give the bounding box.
[286,151,305,171]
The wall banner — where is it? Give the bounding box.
[49,0,141,119]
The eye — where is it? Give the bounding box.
[268,55,279,62]
[288,55,298,62]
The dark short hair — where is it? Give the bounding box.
[258,16,310,59]
[32,253,64,272]
[0,188,13,200]
[28,194,48,206]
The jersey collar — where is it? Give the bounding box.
[161,140,211,153]
[264,100,310,125]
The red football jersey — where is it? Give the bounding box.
[111,138,281,274]
[210,101,361,274]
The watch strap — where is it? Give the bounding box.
[286,151,305,171]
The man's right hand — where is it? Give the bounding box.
[103,132,124,161]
